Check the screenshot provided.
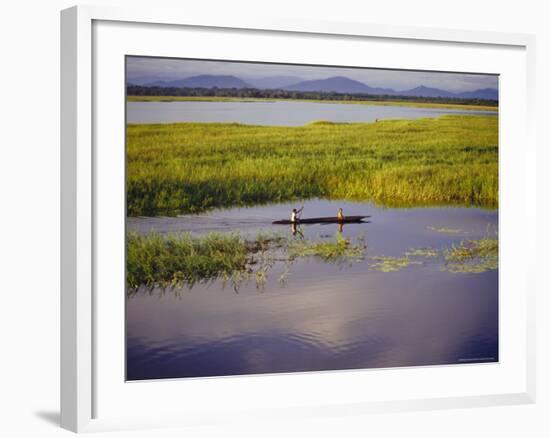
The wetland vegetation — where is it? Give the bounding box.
[127,228,498,291]
[443,236,499,273]
[126,231,368,291]
[127,115,498,217]
[126,58,500,380]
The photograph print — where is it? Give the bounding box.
[125,56,499,381]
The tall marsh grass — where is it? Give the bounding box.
[127,231,367,290]
[126,115,498,216]
[126,231,249,290]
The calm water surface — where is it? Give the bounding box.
[127,200,498,380]
[127,100,497,125]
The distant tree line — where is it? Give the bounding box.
[127,85,498,107]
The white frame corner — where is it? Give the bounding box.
[60,4,536,433]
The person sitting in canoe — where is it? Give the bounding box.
[337,208,344,221]
[291,206,304,223]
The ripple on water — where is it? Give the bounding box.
[126,200,498,380]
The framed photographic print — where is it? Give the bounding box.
[61,5,536,433]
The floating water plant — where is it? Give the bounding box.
[427,226,464,234]
[404,247,439,258]
[287,233,366,262]
[370,235,497,274]
[443,237,498,273]
[370,256,422,272]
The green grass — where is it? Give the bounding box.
[369,236,498,274]
[288,233,366,262]
[127,231,367,290]
[127,115,498,216]
[404,247,439,258]
[127,230,498,289]
[370,256,422,272]
[443,237,498,273]
[126,231,249,290]
[127,95,498,111]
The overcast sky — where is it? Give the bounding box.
[127,56,498,92]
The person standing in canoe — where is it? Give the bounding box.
[291,205,304,223]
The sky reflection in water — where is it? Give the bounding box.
[126,200,498,380]
[127,100,497,126]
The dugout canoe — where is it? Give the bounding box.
[272,215,369,225]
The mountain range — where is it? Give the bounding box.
[145,75,250,89]
[246,75,303,89]
[128,74,498,100]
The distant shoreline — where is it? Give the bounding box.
[126,95,498,112]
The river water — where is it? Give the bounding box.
[127,100,497,125]
[126,200,498,380]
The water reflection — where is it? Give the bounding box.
[290,221,346,236]
[291,222,303,238]
[127,267,498,380]
[126,200,498,380]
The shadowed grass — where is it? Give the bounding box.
[127,115,498,216]
[126,231,249,290]
[127,230,498,290]
[127,231,367,291]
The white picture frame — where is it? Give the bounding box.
[61,4,536,433]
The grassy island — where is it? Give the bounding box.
[127,115,498,216]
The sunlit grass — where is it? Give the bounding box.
[369,236,498,274]
[443,237,498,273]
[127,115,498,216]
[288,233,366,262]
[370,256,422,272]
[404,247,439,258]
